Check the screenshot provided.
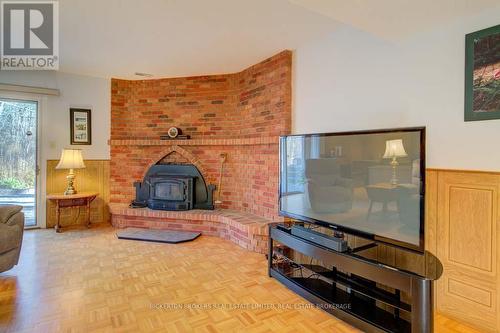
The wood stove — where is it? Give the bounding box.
[147,175,195,210]
[133,164,215,211]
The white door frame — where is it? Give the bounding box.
[0,91,44,229]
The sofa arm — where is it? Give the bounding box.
[5,211,25,229]
[0,205,23,225]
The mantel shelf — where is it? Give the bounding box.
[108,137,279,146]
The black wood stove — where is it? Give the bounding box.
[133,164,215,211]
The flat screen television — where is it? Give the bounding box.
[279,127,425,252]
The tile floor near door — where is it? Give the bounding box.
[0,226,481,333]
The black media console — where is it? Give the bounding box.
[268,223,442,333]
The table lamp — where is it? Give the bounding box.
[56,148,86,195]
[383,139,407,185]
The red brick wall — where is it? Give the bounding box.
[235,52,292,138]
[110,51,291,221]
[111,75,236,140]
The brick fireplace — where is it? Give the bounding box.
[109,51,291,252]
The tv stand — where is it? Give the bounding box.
[350,242,378,253]
[268,224,442,333]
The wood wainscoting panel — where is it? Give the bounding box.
[435,170,500,332]
[448,186,494,272]
[46,160,110,228]
[448,278,492,307]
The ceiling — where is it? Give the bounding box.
[288,0,499,40]
[59,0,337,79]
[58,0,498,79]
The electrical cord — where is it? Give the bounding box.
[272,248,324,280]
[305,272,321,279]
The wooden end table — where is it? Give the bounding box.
[365,183,399,219]
[47,192,98,233]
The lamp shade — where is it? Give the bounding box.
[56,149,86,170]
[383,139,408,159]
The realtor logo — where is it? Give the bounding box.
[1,1,59,70]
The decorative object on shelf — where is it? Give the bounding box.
[160,127,191,140]
[215,153,227,204]
[56,148,86,195]
[383,139,407,185]
[167,126,180,138]
[70,108,92,145]
[465,24,500,121]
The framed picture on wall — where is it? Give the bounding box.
[70,108,92,145]
[465,24,500,121]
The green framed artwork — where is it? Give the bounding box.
[465,24,500,121]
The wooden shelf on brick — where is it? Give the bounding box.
[108,137,279,147]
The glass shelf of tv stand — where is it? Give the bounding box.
[270,252,412,333]
[269,222,442,333]
[271,252,411,312]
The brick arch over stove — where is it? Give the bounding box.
[109,50,291,221]
[141,145,209,182]
[158,151,189,164]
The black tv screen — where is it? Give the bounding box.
[279,127,425,252]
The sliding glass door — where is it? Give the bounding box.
[0,97,39,227]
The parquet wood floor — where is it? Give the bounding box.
[0,225,481,332]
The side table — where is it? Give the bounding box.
[46,192,98,233]
[365,183,399,219]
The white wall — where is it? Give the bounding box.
[0,71,110,159]
[293,6,500,171]
[0,71,110,227]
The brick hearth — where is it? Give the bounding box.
[110,203,270,253]
[109,51,291,251]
